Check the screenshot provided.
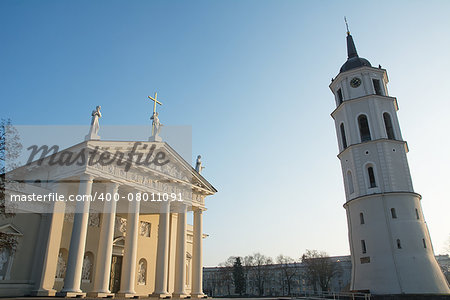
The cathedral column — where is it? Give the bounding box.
[173,203,188,298]
[88,182,120,298]
[59,174,94,297]
[117,191,141,298]
[31,182,67,296]
[151,200,171,298]
[191,207,205,298]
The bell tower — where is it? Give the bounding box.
[329,28,450,294]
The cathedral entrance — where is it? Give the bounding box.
[109,255,122,293]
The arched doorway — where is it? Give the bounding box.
[109,236,125,293]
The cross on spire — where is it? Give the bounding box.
[344,16,350,35]
[148,92,163,114]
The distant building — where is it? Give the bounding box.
[437,254,450,283]
[203,256,352,297]
[203,255,450,297]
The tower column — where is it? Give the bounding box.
[151,201,171,298]
[191,208,205,298]
[89,182,120,298]
[59,174,94,297]
[173,203,188,298]
[118,191,141,298]
[31,182,67,296]
[330,29,450,294]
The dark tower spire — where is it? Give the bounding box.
[345,17,358,59]
[339,18,371,73]
[346,34,358,59]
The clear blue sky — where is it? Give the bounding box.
[1,0,450,266]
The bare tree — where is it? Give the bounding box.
[242,254,253,294]
[217,256,236,296]
[276,254,298,296]
[245,252,273,296]
[0,118,22,252]
[301,249,341,292]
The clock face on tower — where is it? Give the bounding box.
[350,77,362,88]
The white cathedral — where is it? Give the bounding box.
[330,29,450,294]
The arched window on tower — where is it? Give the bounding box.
[340,123,348,149]
[337,89,343,105]
[360,213,365,224]
[358,115,371,142]
[391,208,397,219]
[372,79,383,95]
[347,171,354,194]
[367,166,377,188]
[396,239,402,249]
[361,240,367,254]
[383,113,395,140]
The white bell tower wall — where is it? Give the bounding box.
[330,62,450,294]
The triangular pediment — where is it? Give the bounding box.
[9,139,217,195]
[84,140,217,194]
[0,223,23,236]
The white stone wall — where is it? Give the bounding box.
[331,66,450,294]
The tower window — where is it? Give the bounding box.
[361,240,367,254]
[383,113,395,140]
[415,208,420,220]
[347,171,354,194]
[337,89,343,105]
[360,212,365,224]
[358,115,372,142]
[368,166,377,188]
[396,239,402,249]
[340,123,348,149]
[422,238,427,248]
[373,79,382,95]
[391,208,397,219]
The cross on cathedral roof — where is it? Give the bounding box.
[148,92,164,142]
[148,92,163,114]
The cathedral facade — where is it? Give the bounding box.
[0,136,216,297]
